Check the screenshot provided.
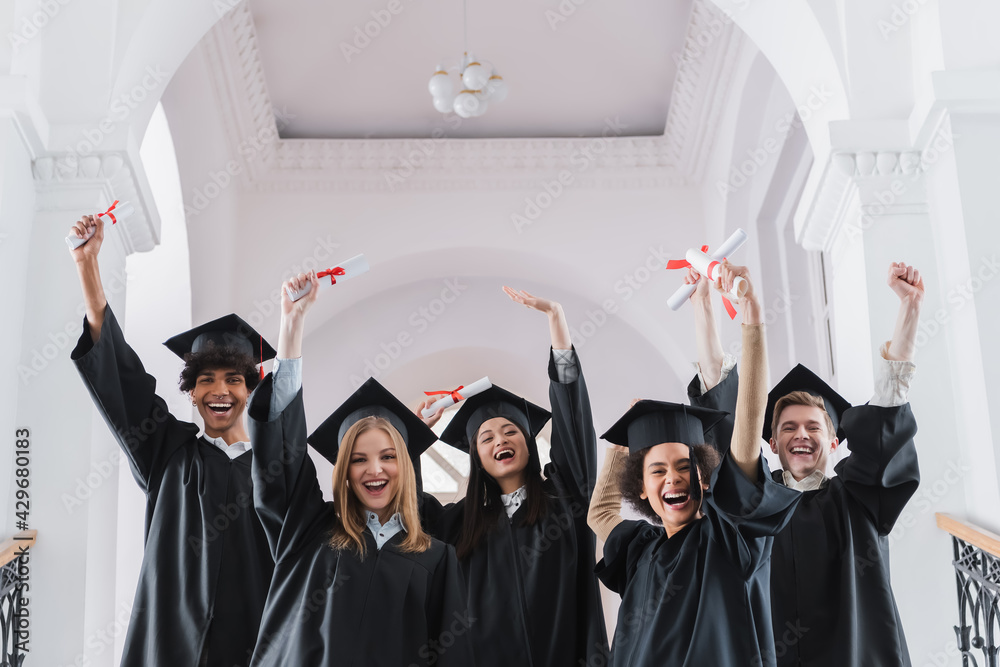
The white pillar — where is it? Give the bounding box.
[11,146,159,666]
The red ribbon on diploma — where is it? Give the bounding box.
[424,386,465,403]
[97,200,121,225]
[665,245,709,270]
[665,244,738,320]
[318,267,346,285]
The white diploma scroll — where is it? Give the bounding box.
[285,254,370,302]
[685,248,747,301]
[666,228,748,311]
[421,376,492,418]
[65,201,136,249]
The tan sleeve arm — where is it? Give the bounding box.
[730,323,768,480]
[587,448,629,543]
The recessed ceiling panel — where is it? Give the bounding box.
[250,0,693,139]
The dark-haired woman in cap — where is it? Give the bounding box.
[587,263,801,667]
[417,287,608,667]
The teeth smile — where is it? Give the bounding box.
[364,480,387,489]
[791,447,812,454]
[494,448,514,461]
[663,492,689,505]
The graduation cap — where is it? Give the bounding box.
[163,314,276,378]
[601,400,728,506]
[438,384,551,453]
[307,378,438,473]
[763,364,852,442]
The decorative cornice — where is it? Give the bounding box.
[197,0,740,192]
[800,145,933,252]
[663,0,744,180]
[32,151,158,253]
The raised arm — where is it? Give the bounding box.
[837,262,923,533]
[68,214,108,342]
[715,263,766,481]
[503,287,598,498]
[884,262,923,364]
[248,272,325,559]
[688,268,726,390]
[587,446,628,543]
[68,213,193,493]
[502,285,571,350]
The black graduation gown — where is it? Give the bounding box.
[688,364,739,452]
[597,455,801,667]
[71,306,273,667]
[769,404,919,667]
[246,374,475,667]
[422,350,609,667]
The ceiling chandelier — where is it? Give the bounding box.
[427,0,507,118]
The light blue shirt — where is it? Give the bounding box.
[366,511,407,550]
[270,357,303,417]
[553,348,579,383]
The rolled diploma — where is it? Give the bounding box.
[285,254,370,302]
[421,376,492,418]
[685,248,747,301]
[65,201,136,249]
[666,228,748,310]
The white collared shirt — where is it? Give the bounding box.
[366,511,407,550]
[500,485,528,520]
[202,434,252,460]
[780,342,916,488]
[782,469,829,492]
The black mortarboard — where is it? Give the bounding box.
[163,314,276,376]
[438,384,551,453]
[601,400,728,454]
[307,378,438,472]
[763,364,852,442]
[601,400,728,507]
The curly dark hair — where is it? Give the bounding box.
[178,343,260,393]
[619,444,721,524]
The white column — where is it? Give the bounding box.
[798,114,995,664]
[10,145,159,666]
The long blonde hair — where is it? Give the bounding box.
[328,416,431,557]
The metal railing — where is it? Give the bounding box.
[937,513,1000,667]
[0,530,35,667]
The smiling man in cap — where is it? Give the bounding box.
[67,213,300,666]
